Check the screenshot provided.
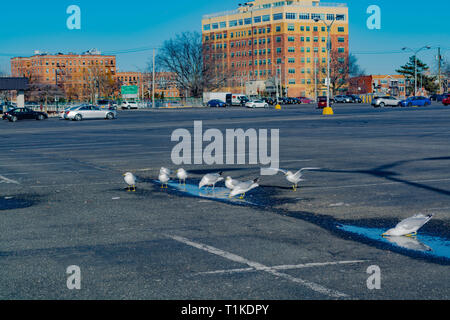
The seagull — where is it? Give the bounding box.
[176,168,188,185]
[274,168,321,191]
[382,214,433,237]
[229,178,259,199]
[158,172,170,189]
[199,172,224,192]
[123,172,136,192]
[160,167,171,176]
[225,176,241,190]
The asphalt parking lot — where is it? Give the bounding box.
[0,102,449,300]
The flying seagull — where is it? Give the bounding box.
[123,172,137,192]
[272,167,321,191]
[199,172,224,192]
[382,214,433,237]
[229,178,259,199]
[158,172,170,189]
[176,168,188,185]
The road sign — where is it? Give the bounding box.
[121,85,139,98]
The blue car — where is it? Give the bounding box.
[399,96,431,107]
[207,99,226,108]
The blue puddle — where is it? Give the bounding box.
[151,179,450,264]
[337,224,450,261]
[0,197,34,211]
[156,180,261,206]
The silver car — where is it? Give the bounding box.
[245,100,269,108]
[65,105,117,121]
[372,96,402,108]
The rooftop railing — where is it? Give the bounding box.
[203,2,347,20]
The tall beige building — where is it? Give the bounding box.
[202,0,349,97]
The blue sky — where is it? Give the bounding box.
[0,0,448,75]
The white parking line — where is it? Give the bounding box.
[194,260,367,276]
[0,175,20,184]
[167,234,350,299]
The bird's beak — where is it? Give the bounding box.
[381,233,386,237]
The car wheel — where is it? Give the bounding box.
[265,104,268,108]
[106,113,114,120]
[10,116,17,122]
[74,114,83,121]
[37,114,45,120]
[379,102,385,107]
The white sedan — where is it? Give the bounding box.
[65,105,117,121]
[245,100,269,108]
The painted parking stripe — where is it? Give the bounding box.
[167,234,349,299]
[0,175,20,184]
[195,260,367,276]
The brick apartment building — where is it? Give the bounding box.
[11,50,117,101]
[202,0,349,97]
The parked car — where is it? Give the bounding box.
[207,99,227,108]
[317,96,333,109]
[245,100,269,108]
[347,95,363,103]
[97,99,118,109]
[333,95,352,103]
[4,107,48,122]
[121,101,138,109]
[430,94,446,102]
[399,96,432,107]
[65,105,117,121]
[59,106,81,119]
[298,97,314,104]
[262,97,276,105]
[372,96,402,108]
[2,106,15,119]
[442,94,450,106]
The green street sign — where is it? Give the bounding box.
[121,85,139,95]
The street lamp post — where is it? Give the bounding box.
[314,15,344,115]
[402,46,431,96]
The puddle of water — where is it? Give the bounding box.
[0,197,34,210]
[338,224,450,260]
[156,180,260,206]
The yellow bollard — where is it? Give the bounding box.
[275,104,282,110]
[322,106,334,115]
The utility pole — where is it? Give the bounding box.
[438,47,442,94]
[314,53,317,102]
[152,48,156,108]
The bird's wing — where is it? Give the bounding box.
[264,168,288,174]
[294,167,321,176]
[395,214,432,230]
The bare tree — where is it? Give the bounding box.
[156,31,230,98]
[82,65,117,102]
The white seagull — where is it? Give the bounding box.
[229,178,259,199]
[160,167,171,176]
[274,167,321,191]
[158,172,170,189]
[123,172,137,192]
[382,214,433,237]
[225,176,241,190]
[176,168,188,185]
[199,172,224,192]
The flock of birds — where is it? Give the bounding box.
[123,168,434,238]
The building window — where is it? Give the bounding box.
[288,58,295,63]
[287,24,295,31]
[229,20,238,27]
[254,16,261,23]
[299,13,310,20]
[244,18,252,25]
[338,27,345,32]
[288,47,295,53]
[289,79,296,84]
[338,47,345,53]
[273,13,283,20]
[286,13,296,20]
[288,36,295,42]
[262,14,270,22]
[212,23,219,29]
[313,26,318,32]
[220,22,226,28]
[276,26,281,32]
[203,24,211,31]
[327,14,335,21]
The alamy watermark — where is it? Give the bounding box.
[367,5,381,30]
[66,265,81,290]
[171,121,279,175]
[366,265,381,290]
[67,5,81,30]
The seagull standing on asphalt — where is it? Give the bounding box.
[229,178,259,199]
[275,167,321,191]
[382,214,433,237]
[123,172,137,192]
[225,176,241,190]
[158,172,170,189]
[176,168,188,185]
[199,172,224,192]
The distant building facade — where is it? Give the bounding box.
[202,0,349,97]
[349,74,407,98]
